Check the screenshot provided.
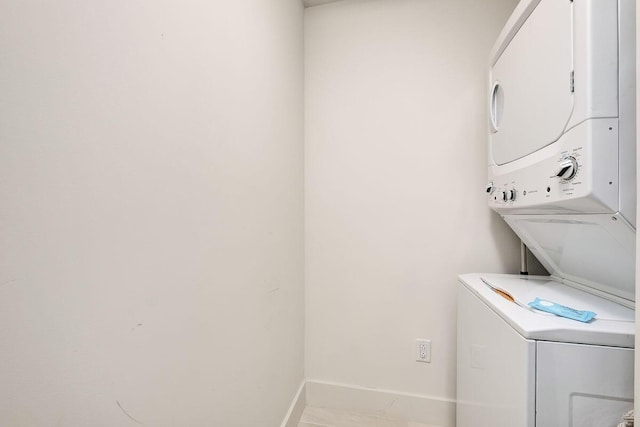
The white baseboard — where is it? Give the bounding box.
[280,381,307,427]
[305,379,455,427]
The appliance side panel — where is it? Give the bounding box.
[618,0,637,228]
[536,341,634,427]
[456,282,535,427]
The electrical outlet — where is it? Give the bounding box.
[416,339,431,363]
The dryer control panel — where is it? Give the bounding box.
[488,118,619,215]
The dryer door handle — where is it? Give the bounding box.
[490,81,504,133]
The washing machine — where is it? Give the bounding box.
[456,273,634,427]
[456,0,636,425]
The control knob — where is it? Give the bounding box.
[486,182,495,195]
[556,156,578,181]
[501,189,516,202]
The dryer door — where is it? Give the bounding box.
[490,0,573,165]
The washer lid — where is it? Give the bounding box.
[503,213,636,306]
[458,273,635,348]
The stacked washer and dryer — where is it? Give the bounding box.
[456,0,636,426]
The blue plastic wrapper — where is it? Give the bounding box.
[528,298,596,323]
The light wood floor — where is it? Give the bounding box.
[298,406,439,427]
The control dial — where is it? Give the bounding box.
[501,189,516,202]
[486,182,495,195]
[556,156,578,181]
[500,188,517,202]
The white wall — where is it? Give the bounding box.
[305,0,521,422]
[0,1,304,425]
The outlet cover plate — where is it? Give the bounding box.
[416,339,431,363]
